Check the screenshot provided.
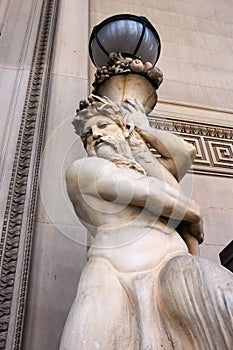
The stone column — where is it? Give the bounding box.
[0,0,89,349]
[22,0,89,349]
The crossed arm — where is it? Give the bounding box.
[67,157,201,224]
[135,126,196,181]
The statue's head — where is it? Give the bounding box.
[73,95,149,144]
[73,95,127,140]
[73,95,146,174]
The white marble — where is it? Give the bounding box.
[60,95,233,349]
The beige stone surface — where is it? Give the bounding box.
[200,243,225,263]
[192,174,233,262]
[0,0,43,239]
[22,222,87,350]
[60,97,193,349]
[37,75,87,229]
[0,0,42,68]
[22,1,90,349]
[52,0,89,79]
[0,68,30,233]
[97,74,158,113]
[155,100,233,127]
[60,96,233,349]
[0,0,9,29]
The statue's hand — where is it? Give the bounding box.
[177,219,204,255]
[121,100,151,130]
[177,219,204,244]
[134,125,160,148]
[135,125,150,135]
[187,220,204,244]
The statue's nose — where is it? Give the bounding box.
[93,133,100,140]
[92,126,102,139]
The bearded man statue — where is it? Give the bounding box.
[60,96,233,350]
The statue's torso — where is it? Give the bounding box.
[79,199,188,272]
[67,157,188,272]
[89,221,188,272]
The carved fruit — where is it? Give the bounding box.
[143,62,153,72]
[125,57,133,62]
[130,59,144,72]
[108,52,115,60]
[147,67,163,80]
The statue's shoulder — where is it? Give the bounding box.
[68,156,113,169]
[66,157,115,180]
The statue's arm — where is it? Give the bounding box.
[121,99,196,180]
[135,126,196,180]
[69,158,200,223]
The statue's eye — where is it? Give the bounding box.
[82,129,92,139]
[98,123,108,129]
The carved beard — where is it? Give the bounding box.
[88,135,146,175]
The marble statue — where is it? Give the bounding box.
[60,95,233,350]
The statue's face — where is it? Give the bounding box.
[82,116,127,156]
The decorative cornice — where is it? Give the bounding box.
[148,116,233,139]
[149,116,233,177]
[0,1,59,349]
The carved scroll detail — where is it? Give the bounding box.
[0,0,59,349]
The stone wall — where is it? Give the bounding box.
[22,1,89,349]
[0,0,89,349]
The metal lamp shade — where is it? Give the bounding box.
[89,14,161,67]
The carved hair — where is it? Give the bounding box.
[72,95,127,137]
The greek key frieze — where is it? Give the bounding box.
[148,116,233,177]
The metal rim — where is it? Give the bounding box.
[89,14,161,67]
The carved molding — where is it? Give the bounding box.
[0,0,59,349]
[149,116,233,177]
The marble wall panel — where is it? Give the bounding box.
[0,68,31,235]
[158,79,233,111]
[155,101,233,127]
[192,175,233,210]
[200,243,225,263]
[52,0,89,79]
[192,174,233,261]
[22,0,89,348]
[36,74,87,227]
[0,0,42,68]
[0,0,43,239]
[22,222,87,350]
